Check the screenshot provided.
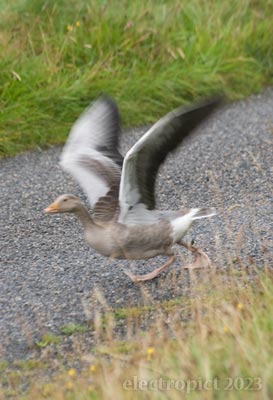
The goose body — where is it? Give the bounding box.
[45,95,222,281]
[84,218,173,260]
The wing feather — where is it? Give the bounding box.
[60,96,122,221]
[118,96,224,225]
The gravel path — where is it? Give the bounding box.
[1,90,273,361]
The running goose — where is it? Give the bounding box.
[45,95,222,282]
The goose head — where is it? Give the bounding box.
[44,194,81,214]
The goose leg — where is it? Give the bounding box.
[178,240,211,269]
[124,255,177,283]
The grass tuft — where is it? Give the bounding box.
[61,323,89,336]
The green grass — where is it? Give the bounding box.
[1,266,273,399]
[0,0,273,157]
[61,323,89,336]
[36,333,61,348]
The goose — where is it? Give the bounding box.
[45,95,222,282]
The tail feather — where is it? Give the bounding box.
[190,207,217,220]
[171,207,217,242]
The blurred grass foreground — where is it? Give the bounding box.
[1,266,273,399]
[0,0,273,156]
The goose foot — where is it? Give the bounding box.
[178,240,211,269]
[124,255,177,282]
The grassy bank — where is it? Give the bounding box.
[1,264,273,399]
[0,0,273,157]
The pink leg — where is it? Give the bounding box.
[124,255,177,283]
[178,240,211,269]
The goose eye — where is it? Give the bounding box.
[63,199,67,202]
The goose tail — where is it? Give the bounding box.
[190,207,217,220]
[171,207,216,242]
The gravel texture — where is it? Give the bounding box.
[1,90,273,361]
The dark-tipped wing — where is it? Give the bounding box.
[118,96,224,224]
[60,95,123,222]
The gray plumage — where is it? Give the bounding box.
[45,95,223,281]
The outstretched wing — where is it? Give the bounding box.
[60,95,123,222]
[118,96,223,225]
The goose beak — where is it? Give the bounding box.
[44,202,60,213]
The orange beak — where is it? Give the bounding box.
[44,202,60,213]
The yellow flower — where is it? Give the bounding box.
[68,368,77,377]
[237,303,243,310]
[75,21,80,27]
[88,384,95,392]
[224,325,230,333]
[66,381,74,390]
[66,24,73,32]
[147,347,155,360]
[89,364,96,373]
